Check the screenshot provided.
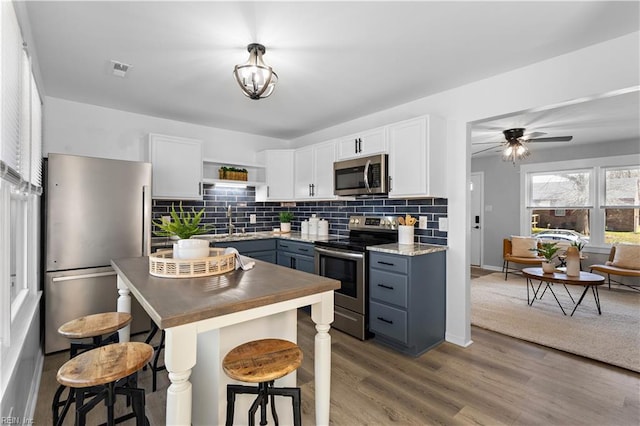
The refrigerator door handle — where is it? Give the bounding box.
[52,271,117,282]
[142,185,151,256]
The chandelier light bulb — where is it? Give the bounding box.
[233,43,278,100]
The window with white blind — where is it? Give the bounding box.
[1,0,23,175]
[521,155,640,251]
[0,0,43,350]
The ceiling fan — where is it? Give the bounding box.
[473,128,573,164]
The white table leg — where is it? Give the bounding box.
[311,291,334,426]
[116,276,131,343]
[165,324,197,426]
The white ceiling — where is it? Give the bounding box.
[470,88,640,157]
[23,1,640,141]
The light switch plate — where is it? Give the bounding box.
[438,217,448,232]
[419,216,428,229]
[250,214,257,224]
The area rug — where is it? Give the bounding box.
[471,272,640,372]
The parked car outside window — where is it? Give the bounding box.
[533,229,589,243]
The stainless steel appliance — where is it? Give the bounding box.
[314,216,398,339]
[44,153,152,353]
[333,154,389,196]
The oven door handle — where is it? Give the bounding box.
[315,246,365,261]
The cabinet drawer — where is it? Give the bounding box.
[370,301,408,344]
[276,240,313,255]
[370,252,408,274]
[369,270,408,308]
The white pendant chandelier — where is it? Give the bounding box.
[233,43,278,100]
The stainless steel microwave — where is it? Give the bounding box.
[334,153,389,196]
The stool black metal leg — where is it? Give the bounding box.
[226,386,237,426]
[151,330,166,392]
[248,392,263,426]
[74,389,89,426]
[291,388,302,426]
[268,381,279,426]
[52,384,75,426]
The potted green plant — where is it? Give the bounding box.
[153,203,212,239]
[279,211,294,233]
[531,241,560,273]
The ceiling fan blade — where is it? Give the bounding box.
[472,145,502,155]
[523,131,546,139]
[473,141,504,145]
[527,136,573,143]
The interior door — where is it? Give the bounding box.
[470,172,483,266]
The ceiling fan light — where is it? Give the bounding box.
[233,43,278,100]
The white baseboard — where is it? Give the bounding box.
[25,348,44,421]
[445,332,473,347]
[480,264,502,272]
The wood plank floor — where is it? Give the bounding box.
[34,310,640,425]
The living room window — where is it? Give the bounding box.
[603,166,640,244]
[521,155,640,251]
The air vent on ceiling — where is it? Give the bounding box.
[110,60,131,77]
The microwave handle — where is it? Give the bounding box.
[364,159,371,193]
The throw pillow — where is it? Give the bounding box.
[511,236,538,257]
[611,244,640,270]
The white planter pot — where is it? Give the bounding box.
[175,238,209,259]
[542,261,555,273]
[280,222,291,233]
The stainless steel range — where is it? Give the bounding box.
[314,216,398,340]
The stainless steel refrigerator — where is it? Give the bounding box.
[44,153,152,353]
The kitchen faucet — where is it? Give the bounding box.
[227,205,235,235]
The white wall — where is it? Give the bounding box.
[291,32,640,346]
[43,97,289,162]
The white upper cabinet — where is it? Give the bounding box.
[148,133,203,200]
[294,140,336,200]
[337,127,387,159]
[255,150,294,201]
[388,116,447,198]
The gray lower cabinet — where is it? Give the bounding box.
[215,239,277,264]
[276,240,315,274]
[369,250,446,356]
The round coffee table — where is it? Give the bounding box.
[522,267,605,316]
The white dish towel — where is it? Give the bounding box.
[223,247,256,271]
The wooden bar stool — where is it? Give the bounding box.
[222,338,303,426]
[52,312,132,425]
[56,342,153,426]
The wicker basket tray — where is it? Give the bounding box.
[149,248,236,278]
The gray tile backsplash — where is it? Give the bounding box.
[152,186,447,245]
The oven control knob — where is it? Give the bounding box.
[352,218,359,225]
